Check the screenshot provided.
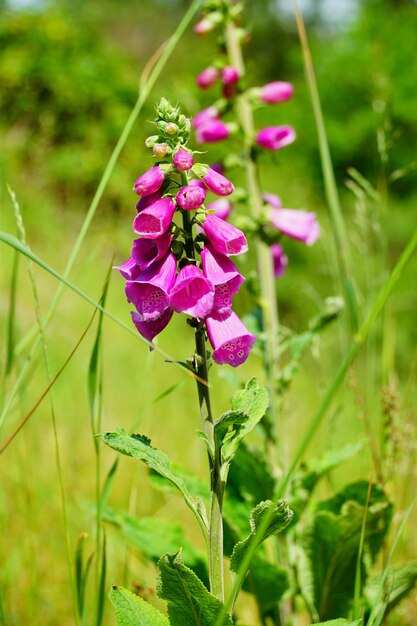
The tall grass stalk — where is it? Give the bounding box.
[0,247,18,406]
[7,186,81,626]
[215,211,417,625]
[0,0,203,432]
[293,0,358,337]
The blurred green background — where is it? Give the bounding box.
[1,0,417,624]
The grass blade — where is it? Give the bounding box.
[293,0,358,335]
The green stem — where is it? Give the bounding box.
[194,329,225,601]
[179,171,224,600]
[224,16,280,444]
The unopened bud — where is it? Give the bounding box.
[153,143,170,157]
[166,122,179,136]
[144,135,158,149]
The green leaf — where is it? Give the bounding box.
[365,561,417,617]
[310,618,362,626]
[108,585,170,626]
[297,482,392,621]
[103,508,208,586]
[217,379,268,464]
[243,556,290,614]
[157,551,233,626]
[101,430,207,536]
[230,500,293,574]
[227,442,275,504]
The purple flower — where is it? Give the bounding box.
[176,185,206,211]
[206,198,232,221]
[270,208,320,245]
[169,264,214,319]
[193,106,219,129]
[173,147,194,171]
[256,126,296,151]
[262,192,282,209]
[195,119,230,144]
[196,66,219,89]
[221,65,239,86]
[115,256,141,280]
[202,214,248,256]
[260,81,293,104]
[271,243,288,277]
[206,312,256,367]
[125,253,177,322]
[131,232,172,271]
[131,308,173,346]
[136,191,163,212]
[202,168,234,196]
[133,166,165,196]
[133,197,176,239]
[189,179,206,190]
[201,245,244,319]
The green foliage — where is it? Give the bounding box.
[157,551,233,626]
[245,556,290,614]
[214,378,269,467]
[230,500,293,574]
[364,561,417,618]
[101,430,206,532]
[108,585,170,626]
[103,507,208,585]
[308,620,362,626]
[296,482,392,622]
[75,533,94,620]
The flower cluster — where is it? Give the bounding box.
[193,2,320,277]
[116,99,255,367]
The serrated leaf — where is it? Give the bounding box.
[297,482,392,621]
[220,379,268,463]
[108,585,170,626]
[365,561,417,617]
[214,410,248,450]
[101,430,205,532]
[157,551,233,626]
[230,500,293,574]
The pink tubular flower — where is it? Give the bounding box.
[169,264,214,319]
[115,256,141,281]
[262,192,282,209]
[196,66,220,89]
[133,197,175,239]
[222,65,239,86]
[176,185,206,211]
[271,243,288,277]
[202,214,248,256]
[201,245,244,319]
[260,81,293,104]
[193,106,219,129]
[173,147,194,171]
[206,198,232,221]
[131,232,172,271]
[202,168,234,196]
[125,253,177,322]
[189,179,206,190]
[136,190,162,212]
[256,125,296,151]
[206,312,256,367]
[270,208,320,245]
[133,166,165,196]
[131,308,173,345]
[195,119,230,143]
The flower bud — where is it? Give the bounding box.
[195,119,230,143]
[196,66,220,89]
[271,243,288,277]
[260,81,294,104]
[165,122,179,136]
[221,65,239,86]
[193,106,219,129]
[256,125,296,151]
[144,135,159,149]
[176,185,206,211]
[202,167,234,196]
[173,147,194,171]
[206,198,232,221]
[153,143,169,157]
[133,165,165,196]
